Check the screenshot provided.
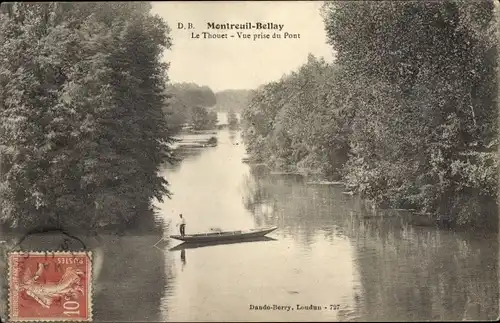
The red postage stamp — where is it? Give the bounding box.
[8,251,92,322]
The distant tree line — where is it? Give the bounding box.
[0,2,174,232]
[215,89,252,113]
[241,0,498,229]
[163,82,218,132]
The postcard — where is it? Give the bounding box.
[0,1,498,322]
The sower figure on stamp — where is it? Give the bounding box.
[176,214,186,236]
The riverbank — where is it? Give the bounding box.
[171,133,218,149]
[0,219,165,238]
[244,161,491,232]
[2,128,493,322]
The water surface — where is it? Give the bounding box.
[1,128,497,322]
[156,129,498,322]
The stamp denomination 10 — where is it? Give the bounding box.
[8,251,93,322]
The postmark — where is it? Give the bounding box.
[8,251,92,322]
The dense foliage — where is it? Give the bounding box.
[215,89,252,113]
[242,0,498,229]
[0,2,174,232]
[242,54,349,179]
[227,109,239,130]
[190,105,218,130]
[163,82,218,132]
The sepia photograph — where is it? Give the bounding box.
[0,1,499,322]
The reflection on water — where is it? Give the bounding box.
[0,233,169,322]
[240,165,499,321]
[92,235,168,322]
[1,128,498,322]
[343,217,499,321]
[156,129,498,322]
[180,249,186,271]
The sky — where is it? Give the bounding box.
[151,1,334,92]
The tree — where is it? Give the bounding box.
[164,82,217,132]
[190,106,218,130]
[241,54,350,178]
[227,109,239,130]
[0,2,174,232]
[215,89,252,112]
[322,0,498,227]
[242,1,498,229]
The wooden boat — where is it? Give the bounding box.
[170,226,278,243]
[169,236,276,251]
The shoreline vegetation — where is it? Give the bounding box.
[245,159,489,230]
[0,2,498,235]
[0,3,176,234]
[0,3,234,235]
[241,1,499,232]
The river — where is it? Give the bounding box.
[0,128,498,322]
[156,129,498,322]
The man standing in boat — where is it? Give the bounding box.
[176,214,186,236]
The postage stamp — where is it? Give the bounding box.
[8,251,92,322]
